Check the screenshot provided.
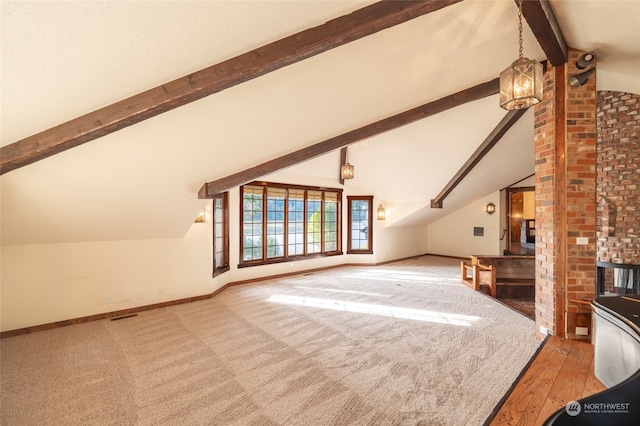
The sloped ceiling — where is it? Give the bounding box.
[1,0,639,245]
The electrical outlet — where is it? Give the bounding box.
[576,327,589,336]
[539,325,548,335]
[105,294,114,304]
[159,288,166,297]
[136,291,143,301]
[577,237,589,245]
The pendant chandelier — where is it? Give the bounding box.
[499,0,543,110]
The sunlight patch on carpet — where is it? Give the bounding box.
[344,270,462,285]
[294,286,392,298]
[268,294,481,326]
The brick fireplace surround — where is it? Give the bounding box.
[595,91,640,298]
[596,91,640,266]
[533,48,640,339]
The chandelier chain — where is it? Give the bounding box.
[518,0,524,59]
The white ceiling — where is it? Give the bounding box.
[1,0,639,245]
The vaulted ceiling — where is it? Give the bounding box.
[1,0,639,245]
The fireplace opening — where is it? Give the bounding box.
[596,261,640,297]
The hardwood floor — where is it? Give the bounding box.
[489,336,606,425]
[508,243,536,256]
[483,276,604,424]
[498,298,535,320]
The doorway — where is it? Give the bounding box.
[506,187,535,255]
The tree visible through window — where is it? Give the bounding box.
[324,192,338,252]
[242,186,263,261]
[288,190,305,256]
[347,196,373,254]
[307,191,322,254]
[266,188,286,258]
[240,183,342,266]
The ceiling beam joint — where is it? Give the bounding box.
[518,0,568,66]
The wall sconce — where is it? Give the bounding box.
[194,209,205,223]
[485,202,496,215]
[340,147,354,180]
[341,162,354,180]
[377,204,386,220]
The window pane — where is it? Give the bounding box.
[307,191,322,254]
[243,248,253,260]
[324,192,338,252]
[266,189,285,259]
[214,200,222,267]
[288,190,305,256]
[242,187,263,261]
[213,194,228,272]
[252,247,262,259]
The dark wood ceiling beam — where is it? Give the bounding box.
[518,0,567,66]
[199,78,499,198]
[430,108,527,209]
[0,0,462,175]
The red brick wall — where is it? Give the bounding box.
[534,49,597,339]
[596,92,640,265]
[534,61,560,337]
[564,49,598,328]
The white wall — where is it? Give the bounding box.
[1,220,213,332]
[426,193,501,258]
[1,174,430,332]
[375,221,429,264]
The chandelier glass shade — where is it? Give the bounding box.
[499,1,543,110]
[341,147,354,180]
[500,57,543,110]
[340,162,354,180]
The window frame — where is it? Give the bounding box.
[347,195,373,255]
[212,192,230,277]
[239,182,343,267]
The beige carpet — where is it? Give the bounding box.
[1,256,541,425]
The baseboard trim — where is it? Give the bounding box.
[0,253,450,338]
[0,293,213,339]
[423,252,469,261]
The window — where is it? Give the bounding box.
[240,183,342,266]
[347,196,373,254]
[213,192,229,276]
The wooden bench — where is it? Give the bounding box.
[461,255,535,298]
